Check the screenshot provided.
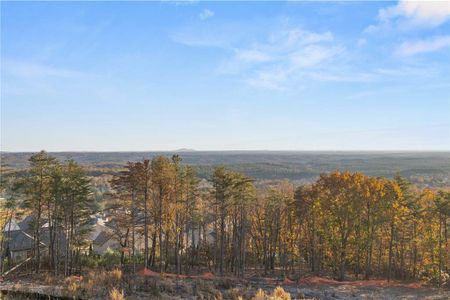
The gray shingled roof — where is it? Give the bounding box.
[18,216,35,234]
[4,230,34,252]
[40,227,68,256]
[93,231,112,246]
[3,224,68,254]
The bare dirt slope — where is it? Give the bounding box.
[287,284,449,299]
[1,274,449,299]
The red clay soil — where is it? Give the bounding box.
[139,268,160,277]
[137,269,423,289]
[139,269,215,280]
[262,277,276,284]
[282,277,295,285]
[65,275,83,282]
[298,276,422,288]
[199,272,215,279]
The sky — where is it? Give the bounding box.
[1,0,449,151]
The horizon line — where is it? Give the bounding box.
[1,149,449,153]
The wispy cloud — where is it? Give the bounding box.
[221,27,341,89]
[379,0,450,27]
[233,29,345,89]
[290,45,341,68]
[2,59,91,98]
[308,71,376,83]
[365,0,450,33]
[176,21,424,89]
[172,8,448,90]
[170,22,244,48]
[234,49,272,63]
[357,38,367,47]
[395,35,450,56]
[162,0,199,6]
[172,22,346,89]
[246,68,289,90]
[4,60,85,79]
[199,9,214,20]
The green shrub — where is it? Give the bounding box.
[99,249,121,267]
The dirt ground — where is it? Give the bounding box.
[284,283,449,299]
[1,273,449,299]
[287,276,449,299]
[231,276,450,299]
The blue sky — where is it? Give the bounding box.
[1,1,449,151]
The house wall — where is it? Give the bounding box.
[11,250,30,262]
[93,238,121,255]
[89,223,111,241]
[185,226,215,248]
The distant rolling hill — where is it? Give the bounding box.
[1,151,449,186]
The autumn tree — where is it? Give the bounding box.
[150,156,175,272]
[23,151,56,273]
[61,160,96,275]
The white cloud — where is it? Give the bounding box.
[357,38,367,47]
[234,49,272,62]
[396,35,450,56]
[174,21,436,90]
[174,24,340,89]
[367,0,450,32]
[162,0,199,6]
[4,60,84,79]
[170,22,245,48]
[268,28,333,48]
[246,69,288,90]
[2,59,95,98]
[222,28,340,89]
[290,45,342,68]
[380,0,450,27]
[308,71,377,83]
[199,9,214,20]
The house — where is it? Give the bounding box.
[85,214,109,242]
[2,230,35,261]
[92,231,121,255]
[1,216,67,264]
[185,223,216,248]
[84,211,217,256]
[84,214,121,255]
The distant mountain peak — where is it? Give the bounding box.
[174,148,196,152]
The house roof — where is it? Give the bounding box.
[93,231,112,247]
[18,216,34,234]
[88,223,109,241]
[40,227,68,255]
[2,219,21,232]
[4,230,34,252]
[2,216,68,254]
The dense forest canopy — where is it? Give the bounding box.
[2,151,449,187]
[1,151,449,288]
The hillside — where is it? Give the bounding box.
[2,151,449,186]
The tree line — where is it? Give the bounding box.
[0,151,96,275]
[0,151,449,285]
[84,154,450,285]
